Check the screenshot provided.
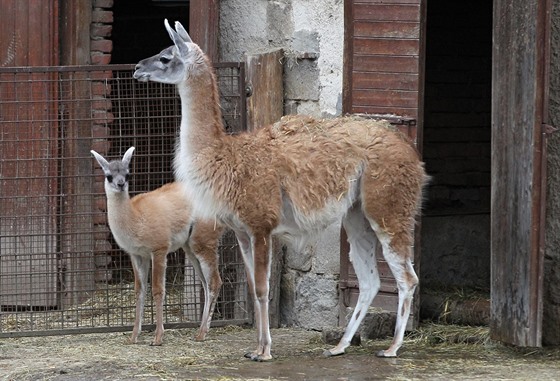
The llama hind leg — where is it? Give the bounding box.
[376,234,418,358]
[247,233,273,361]
[151,249,168,346]
[185,248,220,341]
[325,210,380,357]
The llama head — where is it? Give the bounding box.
[91,147,135,195]
[133,19,202,85]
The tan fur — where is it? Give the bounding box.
[134,20,429,361]
[91,148,223,346]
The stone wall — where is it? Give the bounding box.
[219,0,344,330]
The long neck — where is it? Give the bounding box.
[177,61,225,159]
[106,191,134,229]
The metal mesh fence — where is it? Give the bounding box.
[0,63,249,337]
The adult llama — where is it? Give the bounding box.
[134,19,428,361]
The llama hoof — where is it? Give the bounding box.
[244,352,272,362]
[323,349,345,358]
[150,341,163,347]
[375,350,397,358]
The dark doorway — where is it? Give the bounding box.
[420,0,493,299]
[111,0,190,65]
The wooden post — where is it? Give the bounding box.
[245,49,284,132]
[245,49,284,327]
[189,0,219,63]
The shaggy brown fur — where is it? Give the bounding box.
[134,20,429,361]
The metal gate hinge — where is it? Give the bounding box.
[543,123,558,134]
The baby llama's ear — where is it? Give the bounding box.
[91,150,110,171]
[122,147,136,168]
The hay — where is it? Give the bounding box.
[2,325,560,380]
[406,322,490,346]
[0,283,196,334]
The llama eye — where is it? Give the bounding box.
[160,56,171,64]
[106,175,113,183]
[125,174,130,181]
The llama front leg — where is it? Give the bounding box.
[237,231,272,361]
[130,255,150,344]
[151,249,168,346]
[235,231,268,360]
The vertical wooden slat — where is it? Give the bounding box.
[491,0,550,347]
[0,0,59,307]
[58,0,97,306]
[245,49,284,132]
[189,0,219,62]
[244,49,284,327]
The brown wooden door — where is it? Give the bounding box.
[340,0,426,328]
[0,0,59,307]
[490,0,552,347]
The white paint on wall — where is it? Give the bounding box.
[220,0,343,117]
[292,0,344,117]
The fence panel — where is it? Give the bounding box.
[0,64,249,337]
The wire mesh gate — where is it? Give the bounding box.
[0,63,249,337]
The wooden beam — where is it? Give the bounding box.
[189,0,219,62]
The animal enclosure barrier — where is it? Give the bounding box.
[0,63,249,337]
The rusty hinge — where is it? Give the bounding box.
[543,123,558,134]
[339,280,359,290]
[354,113,417,127]
[390,118,417,127]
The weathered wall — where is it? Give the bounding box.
[220,0,344,330]
[219,0,343,117]
[544,0,560,346]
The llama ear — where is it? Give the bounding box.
[164,19,189,56]
[174,21,192,43]
[122,147,136,167]
[91,150,110,172]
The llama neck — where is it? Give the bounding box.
[106,192,134,228]
[177,67,225,159]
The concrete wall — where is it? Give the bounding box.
[219,0,343,117]
[544,0,560,346]
[219,0,344,330]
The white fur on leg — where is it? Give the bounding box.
[325,209,380,357]
[130,255,150,344]
[376,247,418,357]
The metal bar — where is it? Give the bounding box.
[0,63,249,337]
